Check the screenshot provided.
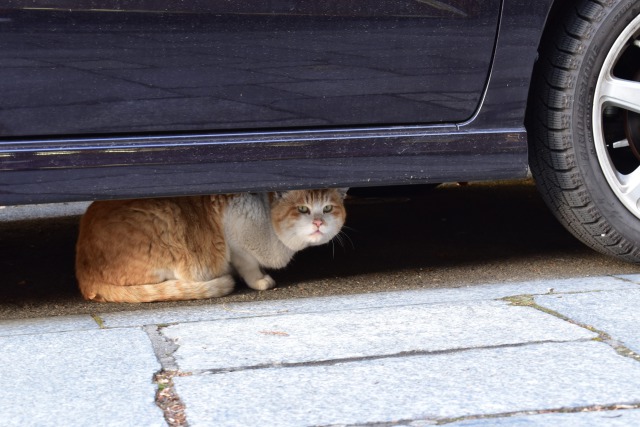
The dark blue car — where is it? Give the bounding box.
[1,0,639,261]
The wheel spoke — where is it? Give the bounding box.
[616,167,640,205]
[599,76,640,114]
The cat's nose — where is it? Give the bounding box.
[312,219,324,227]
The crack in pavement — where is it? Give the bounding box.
[502,294,640,363]
[145,325,190,427]
[322,402,640,426]
[189,339,594,376]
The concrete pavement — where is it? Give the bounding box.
[2,274,640,426]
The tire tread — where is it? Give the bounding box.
[528,0,640,262]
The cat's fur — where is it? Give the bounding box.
[75,189,347,303]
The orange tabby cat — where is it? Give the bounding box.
[76,189,347,303]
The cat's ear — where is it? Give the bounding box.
[271,190,304,201]
[335,188,349,199]
[271,191,289,200]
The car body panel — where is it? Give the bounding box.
[0,0,499,136]
[0,0,554,205]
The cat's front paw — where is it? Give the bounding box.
[250,274,276,291]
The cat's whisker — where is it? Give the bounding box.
[333,233,343,248]
[329,231,354,253]
[337,230,355,250]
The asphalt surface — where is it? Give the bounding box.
[1,179,638,320]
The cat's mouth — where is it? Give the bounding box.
[308,230,326,241]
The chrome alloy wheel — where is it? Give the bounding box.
[594,13,640,219]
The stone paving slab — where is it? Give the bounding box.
[0,314,98,337]
[536,289,640,354]
[162,300,595,372]
[174,342,640,427]
[448,409,640,426]
[0,328,164,427]
[617,273,640,284]
[99,275,636,328]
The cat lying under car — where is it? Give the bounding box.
[75,189,347,303]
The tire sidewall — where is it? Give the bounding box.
[573,0,640,244]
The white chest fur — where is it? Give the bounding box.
[223,193,295,269]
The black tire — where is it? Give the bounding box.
[529,0,640,262]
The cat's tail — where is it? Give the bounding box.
[79,275,236,303]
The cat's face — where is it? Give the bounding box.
[270,188,347,251]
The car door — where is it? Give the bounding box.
[0,0,501,137]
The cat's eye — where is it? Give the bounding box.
[323,205,333,213]
[297,206,310,214]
